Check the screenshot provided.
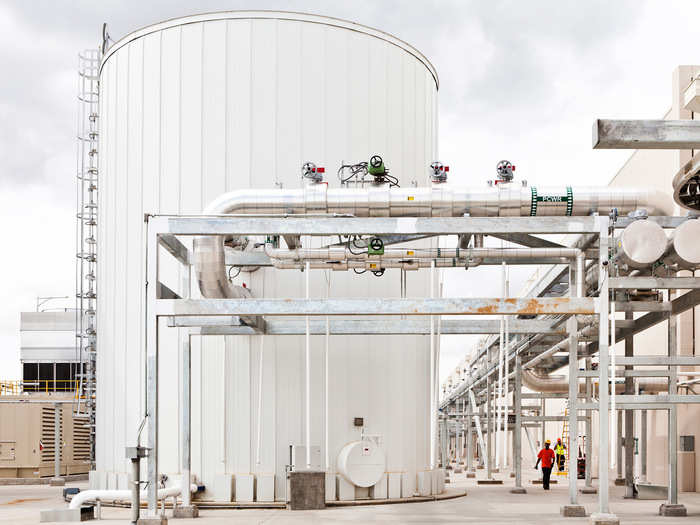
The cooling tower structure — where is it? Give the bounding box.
[96,11,439,500]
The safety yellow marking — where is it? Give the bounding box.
[407,196,414,201]
[369,263,377,269]
[407,250,414,256]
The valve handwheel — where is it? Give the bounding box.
[369,237,384,252]
[370,155,383,169]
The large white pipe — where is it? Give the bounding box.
[305,259,311,469]
[195,183,672,297]
[430,259,436,469]
[610,301,617,470]
[255,335,265,465]
[69,484,197,509]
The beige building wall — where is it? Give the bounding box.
[607,65,699,491]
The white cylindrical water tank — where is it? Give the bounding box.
[664,219,700,269]
[97,11,438,500]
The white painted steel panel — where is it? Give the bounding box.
[97,11,437,499]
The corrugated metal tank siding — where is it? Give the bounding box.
[97,15,437,498]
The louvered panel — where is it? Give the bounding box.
[72,419,91,461]
[40,407,62,463]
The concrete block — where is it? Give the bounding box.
[371,473,387,499]
[288,470,325,510]
[212,473,233,502]
[354,486,370,500]
[256,473,275,502]
[436,469,445,494]
[589,512,619,525]
[235,474,254,502]
[416,471,431,496]
[658,503,687,517]
[49,477,66,486]
[400,472,414,498]
[580,486,597,494]
[387,472,401,499]
[510,487,527,494]
[40,507,94,522]
[106,471,117,489]
[324,473,336,501]
[137,518,168,525]
[336,475,354,501]
[477,479,503,485]
[561,505,587,517]
[172,505,199,518]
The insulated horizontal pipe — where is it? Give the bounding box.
[265,245,583,261]
[68,484,197,509]
[521,368,667,395]
[195,183,673,297]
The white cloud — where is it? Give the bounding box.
[0,0,698,382]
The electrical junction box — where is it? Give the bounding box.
[290,444,321,470]
[353,417,364,427]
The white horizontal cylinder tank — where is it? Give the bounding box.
[614,219,668,269]
[337,440,387,487]
[97,11,438,499]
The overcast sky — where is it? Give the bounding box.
[0,0,698,381]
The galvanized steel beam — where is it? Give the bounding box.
[593,119,700,149]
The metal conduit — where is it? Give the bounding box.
[194,183,673,298]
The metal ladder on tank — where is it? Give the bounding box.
[74,49,100,468]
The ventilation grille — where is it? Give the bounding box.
[41,407,62,463]
[72,418,91,461]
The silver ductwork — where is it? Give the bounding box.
[613,219,668,270]
[195,183,673,297]
[521,368,667,394]
[663,218,700,269]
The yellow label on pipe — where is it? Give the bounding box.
[407,196,414,201]
[407,250,414,256]
[369,263,377,269]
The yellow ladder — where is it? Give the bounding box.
[556,405,569,476]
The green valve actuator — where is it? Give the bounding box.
[368,155,387,176]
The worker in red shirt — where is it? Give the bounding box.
[535,439,555,490]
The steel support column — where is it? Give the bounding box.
[567,314,579,505]
[584,358,594,490]
[512,352,525,493]
[624,312,634,498]
[668,311,678,505]
[146,222,159,517]
[181,337,192,508]
[595,216,613,517]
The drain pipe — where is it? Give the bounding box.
[69,484,198,511]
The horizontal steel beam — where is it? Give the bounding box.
[611,394,700,404]
[154,216,601,236]
[609,277,700,289]
[614,216,689,229]
[578,369,670,378]
[614,356,700,366]
[593,119,700,149]
[487,233,566,249]
[181,318,565,335]
[156,297,596,317]
[612,301,670,312]
[522,416,567,422]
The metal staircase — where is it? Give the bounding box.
[74,49,100,468]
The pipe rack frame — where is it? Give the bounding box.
[142,213,700,521]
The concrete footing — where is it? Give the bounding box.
[476,479,503,485]
[589,512,619,525]
[580,486,597,494]
[137,517,168,525]
[560,505,587,517]
[49,477,66,487]
[173,505,199,518]
[288,470,325,510]
[658,503,687,516]
[614,478,625,486]
[509,487,527,494]
[40,507,94,522]
[466,472,476,478]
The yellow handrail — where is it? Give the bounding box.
[0,379,82,397]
